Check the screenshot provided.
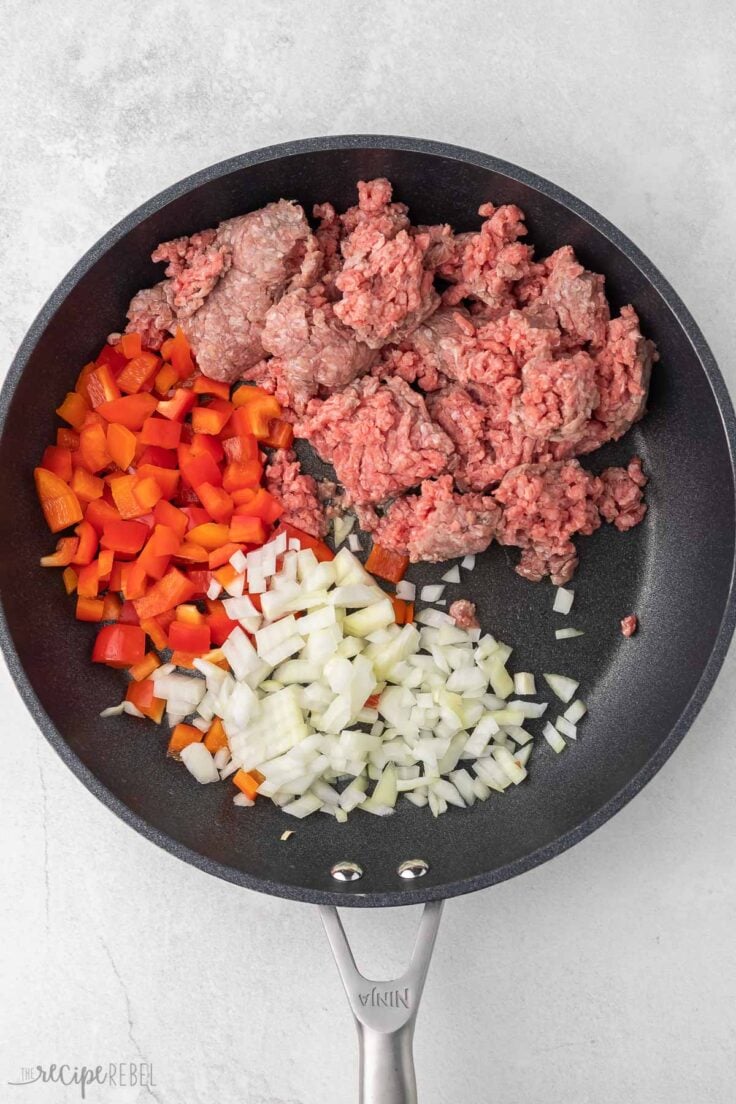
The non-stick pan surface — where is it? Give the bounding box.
[2,136,735,907]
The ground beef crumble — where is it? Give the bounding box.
[124,178,657,579]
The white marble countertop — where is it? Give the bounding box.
[2,2,735,1102]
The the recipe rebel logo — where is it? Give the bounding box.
[7,1062,155,1099]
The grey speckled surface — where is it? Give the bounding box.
[2,2,736,1102]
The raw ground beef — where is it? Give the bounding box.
[265,450,326,538]
[372,475,500,562]
[449,599,479,630]
[620,614,638,637]
[511,352,599,442]
[126,200,318,382]
[592,457,648,531]
[296,376,454,508]
[438,203,534,309]
[532,246,610,348]
[254,284,375,414]
[123,178,656,580]
[125,282,175,351]
[494,460,603,585]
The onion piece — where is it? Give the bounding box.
[564,699,587,724]
[348,533,362,553]
[555,716,578,740]
[543,673,579,703]
[333,514,355,547]
[555,628,584,640]
[421,584,445,602]
[513,672,536,696]
[461,554,476,570]
[396,580,416,601]
[440,566,461,584]
[543,722,567,753]
[180,743,220,784]
[553,587,575,615]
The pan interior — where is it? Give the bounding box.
[1,139,734,905]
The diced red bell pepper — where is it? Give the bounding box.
[278,521,334,562]
[100,520,149,555]
[157,387,196,422]
[191,398,233,436]
[95,343,128,373]
[70,467,104,503]
[56,391,90,430]
[137,445,178,469]
[136,541,171,581]
[365,543,410,583]
[120,333,143,359]
[190,433,224,464]
[168,620,211,653]
[207,542,244,569]
[192,375,231,400]
[187,522,229,550]
[86,364,121,408]
[229,396,282,439]
[263,418,294,450]
[184,569,213,598]
[228,515,268,544]
[92,624,146,668]
[101,592,122,621]
[72,520,99,566]
[136,464,179,500]
[97,549,114,581]
[139,416,182,449]
[222,460,263,493]
[106,422,137,471]
[118,600,140,624]
[85,498,122,534]
[132,475,163,511]
[76,560,100,598]
[180,450,222,490]
[132,567,196,620]
[40,536,79,567]
[183,506,211,529]
[207,605,241,646]
[160,328,195,379]
[197,482,234,523]
[79,422,113,473]
[41,445,73,482]
[121,560,148,600]
[175,542,209,563]
[76,595,105,622]
[153,499,189,539]
[97,393,158,430]
[233,486,283,523]
[57,428,80,450]
[109,474,148,520]
[117,352,160,394]
[153,363,179,397]
[232,384,278,409]
[126,678,165,723]
[222,433,260,463]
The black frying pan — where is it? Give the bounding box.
[2,136,735,1102]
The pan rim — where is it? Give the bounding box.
[2,133,735,907]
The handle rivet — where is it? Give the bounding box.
[331,860,364,882]
[397,858,429,879]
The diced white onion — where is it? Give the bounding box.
[564,699,587,724]
[553,587,575,615]
[461,555,476,570]
[420,584,445,602]
[180,743,220,784]
[543,722,567,753]
[556,716,578,740]
[543,673,579,703]
[513,672,536,696]
[555,628,584,640]
[440,566,461,584]
[396,580,416,601]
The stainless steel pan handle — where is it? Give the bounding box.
[320,901,444,1103]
